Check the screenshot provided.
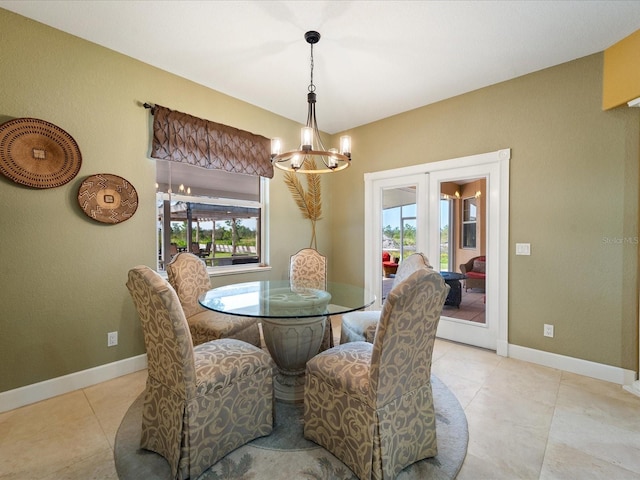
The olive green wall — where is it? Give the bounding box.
[329,53,640,370]
[1,8,638,394]
[0,9,327,392]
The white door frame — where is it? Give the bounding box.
[364,149,510,356]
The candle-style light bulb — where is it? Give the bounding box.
[301,127,313,151]
[340,135,351,157]
[328,148,338,168]
[271,138,281,156]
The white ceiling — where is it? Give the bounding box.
[2,1,640,134]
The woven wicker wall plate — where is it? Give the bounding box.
[78,174,138,224]
[0,118,82,188]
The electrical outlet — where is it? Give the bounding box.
[543,324,554,338]
[107,331,118,347]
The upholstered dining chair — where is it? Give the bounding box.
[289,248,327,290]
[126,265,275,480]
[167,252,261,347]
[340,252,432,344]
[289,248,334,350]
[304,267,449,480]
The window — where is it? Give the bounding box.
[156,161,266,271]
[461,197,477,249]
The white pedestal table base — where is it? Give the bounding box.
[261,315,327,403]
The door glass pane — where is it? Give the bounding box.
[381,186,416,301]
[440,198,452,271]
[439,179,486,325]
[402,218,416,260]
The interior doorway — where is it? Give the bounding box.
[364,149,510,355]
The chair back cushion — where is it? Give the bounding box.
[289,248,327,290]
[126,265,196,398]
[167,253,211,318]
[392,252,432,287]
[473,257,486,273]
[370,267,448,406]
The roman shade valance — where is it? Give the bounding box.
[150,104,274,179]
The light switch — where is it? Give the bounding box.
[516,243,531,255]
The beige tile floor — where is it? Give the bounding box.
[1,331,639,479]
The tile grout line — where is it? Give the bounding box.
[81,388,116,453]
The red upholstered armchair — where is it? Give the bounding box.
[382,251,399,277]
[460,255,486,291]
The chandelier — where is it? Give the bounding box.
[271,31,351,174]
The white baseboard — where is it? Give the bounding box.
[508,344,636,386]
[623,380,640,397]
[0,354,147,413]
[2,344,636,413]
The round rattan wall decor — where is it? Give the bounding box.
[78,174,138,224]
[0,118,82,188]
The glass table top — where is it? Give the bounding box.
[199,280,375,319]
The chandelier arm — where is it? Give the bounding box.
[273,150,349,162]
[310,103,327,153]
[273,159,350,174]
[306,100,314,131]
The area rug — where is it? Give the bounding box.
[114,376,467,479]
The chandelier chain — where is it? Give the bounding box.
[308,43,316,93]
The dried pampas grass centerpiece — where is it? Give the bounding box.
[283,158,322,249]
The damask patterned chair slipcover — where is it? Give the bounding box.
[289,248,334,350]
[340,252,432,344]
[126,265,275,480]
[167,252,260,347]
[304,267,449,480]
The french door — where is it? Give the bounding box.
[364,149,510,354]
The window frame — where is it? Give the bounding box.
[461,196,477,249]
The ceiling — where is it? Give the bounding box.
[2,1,640,134]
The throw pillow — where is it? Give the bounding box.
[473,259,486,273]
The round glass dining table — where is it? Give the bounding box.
[199,280,375,402]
